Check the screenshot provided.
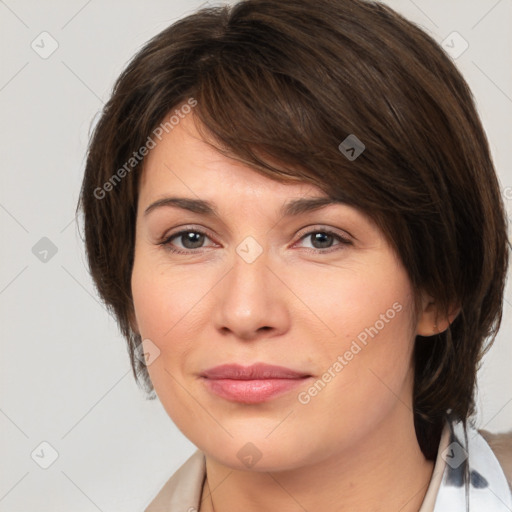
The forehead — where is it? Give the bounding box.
[139,112,325,205]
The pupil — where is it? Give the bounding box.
[313,232,332,248]
[183,232,204,249]
[179,232,333,250]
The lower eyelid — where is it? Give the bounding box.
[163,230,216,249]
[295,231,350,249]
[161,229,350,254]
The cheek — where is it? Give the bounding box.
[131,255,203,342]
[291,259,416,410]
[130,254,221,390]
[289,256,415,349]
[131,257,206,428]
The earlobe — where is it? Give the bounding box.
[415,292,460,337]
[128,308,140,336]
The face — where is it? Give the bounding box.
[131,110,423,472]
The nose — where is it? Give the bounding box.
[212,242,291,341]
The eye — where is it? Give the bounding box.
[159,226,352,255]
[294,228,351,253]
[160,228,217,254]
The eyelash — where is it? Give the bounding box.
[158,226,352,255]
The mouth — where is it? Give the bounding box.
[200,363,313,404]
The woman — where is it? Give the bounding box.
[77,0,512,510]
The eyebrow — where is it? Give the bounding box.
[143,196,344,218]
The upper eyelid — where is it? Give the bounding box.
[295,225,352,241]
[163,225,352,246]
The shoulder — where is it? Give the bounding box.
[479,428,512,490]
[144,449,206,512]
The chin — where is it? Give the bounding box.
[194,427,323,473]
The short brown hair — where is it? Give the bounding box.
[77,0,509,459]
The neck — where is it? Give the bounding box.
[200,407,435,512]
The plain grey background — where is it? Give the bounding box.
[1,0,511,510]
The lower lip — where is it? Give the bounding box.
[202,377,310,404]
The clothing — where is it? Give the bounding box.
[144,417,512,512]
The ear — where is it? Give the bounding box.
[415,291,460,337]
[128,307,140,336]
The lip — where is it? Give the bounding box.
[200,363,312,404]
[201,363,310,380]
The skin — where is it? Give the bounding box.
[131,108,453,512]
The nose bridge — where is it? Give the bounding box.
[212,235,288,338]
[227,236,271,314]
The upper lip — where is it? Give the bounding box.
[200,363,311,380]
